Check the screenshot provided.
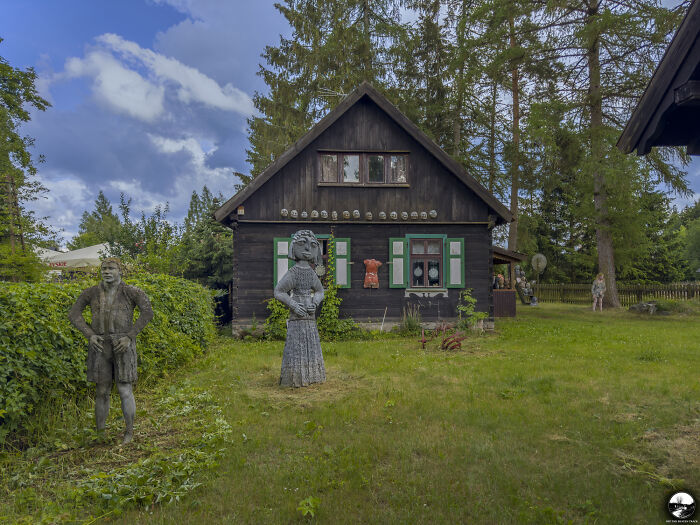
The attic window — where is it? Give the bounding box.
[319,153,409,185]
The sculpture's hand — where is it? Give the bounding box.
[114,336,131,354]
[292,302,307,317]
[305,302,317,315]
[89,335,104,353]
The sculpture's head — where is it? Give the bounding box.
[100,257,123,284]
[289,230,322,266]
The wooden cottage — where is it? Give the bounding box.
[215,82,513,330]
[618,0,700,155]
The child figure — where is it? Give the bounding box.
[592,272,606,311]
[274,230,326,387]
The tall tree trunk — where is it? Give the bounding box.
[4,173,16,256]
[453,65,464,156]
[586,0,620,307]
[508,15,520,251]
[362,0,371,79]
[488,80,497,193]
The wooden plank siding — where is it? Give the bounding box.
[231,222,493,324]
[238,97,491,224]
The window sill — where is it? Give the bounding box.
[404,288,448,298]
[317,183,410,188]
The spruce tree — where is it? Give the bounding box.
[246,0,403,177]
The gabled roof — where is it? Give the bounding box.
[617,0,700,155]
[215,82,513,224]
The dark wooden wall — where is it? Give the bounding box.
[232,222,493,324]
[238,97,491,223]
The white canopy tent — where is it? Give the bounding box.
[35,247,63,261]
[46,243,111,269]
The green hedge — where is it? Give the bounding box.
[0,274,215,443]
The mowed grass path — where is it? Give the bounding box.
[121,303,699,524]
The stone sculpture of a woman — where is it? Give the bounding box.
[274,230,326,387]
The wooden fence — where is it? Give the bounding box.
[536,282,700,306]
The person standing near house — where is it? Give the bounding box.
[69,258,153,443]
[591,273,606,311]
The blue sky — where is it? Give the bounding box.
[1,1,699,246]
[1,0,290,244]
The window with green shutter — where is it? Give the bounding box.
[274,236,351,288]
[333,238,351,288]
[389,237,408,288]
[273,237,292,286]
[390,235,466,289]
[445,238,465,288]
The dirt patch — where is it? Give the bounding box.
[638,418,700,483]
[244,367,366,407]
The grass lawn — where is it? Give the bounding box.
[2,303,698,523]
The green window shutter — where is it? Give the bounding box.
[273,237,293,286]
[389,237,408,288]
[445,238,465,288]
[333,238,351,288]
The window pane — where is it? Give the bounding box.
[343,155,360,182]
[390,155,407,183]
[412,241,425,254]
[428,260,440,286]
[427,240,441,254]
[368,155,384,182]
[412,260,425,287]
[321,154,337,182]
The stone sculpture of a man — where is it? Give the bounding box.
[69,258,153,443]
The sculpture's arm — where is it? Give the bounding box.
[127,287,154,342]
[68,289,96,339]
[311,274,324,308]
[274,272,306,318]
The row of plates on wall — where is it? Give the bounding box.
[280,209,438,220]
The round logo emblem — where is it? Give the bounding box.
[668,492,696,520]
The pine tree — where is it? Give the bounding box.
[0,40,53,281]
[177,187,233,289]
[246,0,403,177]
[67,191,122,249]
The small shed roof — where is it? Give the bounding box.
[493,246,528,265]
[215,82,513,225]
[617,0,700,155]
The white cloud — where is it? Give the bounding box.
[96,33,255,116]
[64,51,165,122]
[28,174,93,244]
[102,134,236,225]
[59,32,254,124]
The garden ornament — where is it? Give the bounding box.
[363,259,382,288]
[273,230,326,387]
[69,258,153,444]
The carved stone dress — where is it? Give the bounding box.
[276,265,326,387]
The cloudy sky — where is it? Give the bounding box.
[1,0,289,245]
[2,1,699,247]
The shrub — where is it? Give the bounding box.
[264,299,289,340]
[456,289,488,331]
[653,299,700,315]
[395,304,422,336]
[0,273,215,444]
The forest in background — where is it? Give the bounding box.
[2,1,700,299]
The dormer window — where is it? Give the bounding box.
[319,152,409,185]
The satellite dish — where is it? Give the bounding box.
[531,253,547,274]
